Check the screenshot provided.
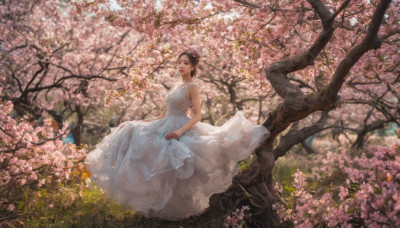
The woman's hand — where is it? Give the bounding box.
[165,129,184,140]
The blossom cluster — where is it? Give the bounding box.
[0,89,87,212]
[223,205,251,227]
[273,136,400,227]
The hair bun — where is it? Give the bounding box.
[188,46,201,60]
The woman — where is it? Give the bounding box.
[84,48,269,220]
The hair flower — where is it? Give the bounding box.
[188,46,201,59]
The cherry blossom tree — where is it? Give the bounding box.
[273,139,400,227]
[0,0,140,145]
[70,0,399,225]
[0,87,87,214]
[2,0,399,226]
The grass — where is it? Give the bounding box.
[2,175,185,227]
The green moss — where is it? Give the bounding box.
[238,155,253,172]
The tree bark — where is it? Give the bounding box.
[71,105,84,146]
[273,108,332,158]
[352,119,388,148]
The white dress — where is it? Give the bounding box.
[84,82,269,220]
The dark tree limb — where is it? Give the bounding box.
[7,65,23,93]
[233,0,297,12]
[273,107,332,159]
[352,119,394,148]
[344,99,399,125]
[301,141,317,154]
[71,105,84,146]
[322,0,390,102]
[265,0,351,101]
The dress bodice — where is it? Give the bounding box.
[165,82,193,116]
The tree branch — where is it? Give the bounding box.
[266,0,351,99]
[273,108,332,158]
[322,0,391,103]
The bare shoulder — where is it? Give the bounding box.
[187,82,200,93]
[187,81,199,89]
[187,82,200,98]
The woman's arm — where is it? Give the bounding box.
[179,84,201,132]
[165,83,201,139]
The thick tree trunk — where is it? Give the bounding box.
[71,105,84,146]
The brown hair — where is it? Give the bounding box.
[178,51,200,77]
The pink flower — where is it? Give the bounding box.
[237,212,244,220]
[7,204,15,211]
[18,178,26,186]
[223,205,251,227]
[355,190,367,202]
[274,182,283,194]
[294,169,306,190]
[339,186,349,200]
[38,178,46,187]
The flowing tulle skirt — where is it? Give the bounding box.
[84,111,269,220]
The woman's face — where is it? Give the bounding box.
[177,54,194,76]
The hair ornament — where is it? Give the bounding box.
[188,46,201,59]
